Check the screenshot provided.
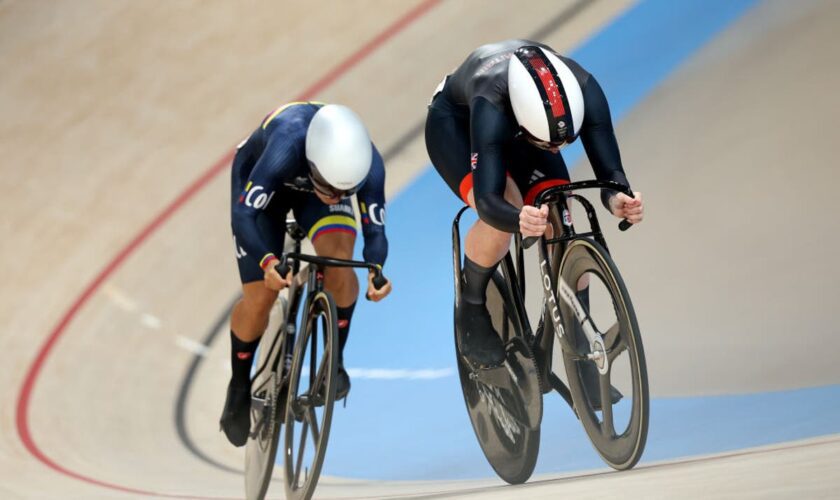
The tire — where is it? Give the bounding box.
[558,238,649,470]
[244,373,282,500]
[455,271,541,484]
[283,291,339,500]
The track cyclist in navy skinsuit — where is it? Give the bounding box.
[425,40,644,406]
[221,102,392,446]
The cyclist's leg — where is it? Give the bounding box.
[230,283,278,342]
[223,240,283,445]
[229,140,288,344]
[426,97,516,365]
[462,176,523,264]
[224,161,288,445]
[230,201,288,366]
[294,196,358,397]
[426,96,518,279]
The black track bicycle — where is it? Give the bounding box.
[244,219,386,500]
[451,180,649,484]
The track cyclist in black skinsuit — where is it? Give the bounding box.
[425,40,644,405]
[220,102,393,446]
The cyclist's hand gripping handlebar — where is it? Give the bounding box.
[365,266,388,301]
[519,182,634,249]
[275,260,291,280]
[613,190,635,231]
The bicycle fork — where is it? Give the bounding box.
[536,239,610,376]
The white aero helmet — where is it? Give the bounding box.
[508,45,584,149]
[305,104,372,196]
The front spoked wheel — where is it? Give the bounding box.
[558,238,649,470]
[455,271,541,484]
[283,292,339,500]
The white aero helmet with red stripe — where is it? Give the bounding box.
[508,45,584,149]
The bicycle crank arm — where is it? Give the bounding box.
[250,395,268,410]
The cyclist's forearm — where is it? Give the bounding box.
[362,231,388,268]
[231,210,275,266]
[597,170,630,210]
[475,193,520,234]
[579,76,631,210]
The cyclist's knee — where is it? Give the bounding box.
[231,286,277,341]
[475,218,513,242]
[464,177,523,210]
[325,265,357,283]
[324,267,359,304]
[503,176,524,208]
[241,282,278,317]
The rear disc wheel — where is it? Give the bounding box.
[456,271,542,484]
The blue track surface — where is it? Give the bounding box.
[318,0,840,480]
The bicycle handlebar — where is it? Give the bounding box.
[275,253,388,298]
[522,180,634,249]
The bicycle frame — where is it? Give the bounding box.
[453,180,632,406]
[251,237,311,396]
[530,180,633,376]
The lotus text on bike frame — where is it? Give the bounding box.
[540,258,565,339]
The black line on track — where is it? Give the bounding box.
[174,295,242,475]
[530,0,593,42]
[173,0,597,480]
[380,122,426,163]
[377,0,594,163]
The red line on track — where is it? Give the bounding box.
[14,0,439,497]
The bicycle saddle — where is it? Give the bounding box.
[285,219,306,241]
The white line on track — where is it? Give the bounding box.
[140,313,162,330]
[175,335,210,356]
[102,284,139,313]
[346,367,454,380]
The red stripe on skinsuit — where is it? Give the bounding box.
[525,178,569,206]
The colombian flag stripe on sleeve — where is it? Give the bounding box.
[308,215,357,241]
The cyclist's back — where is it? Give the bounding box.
[442,39,588,112]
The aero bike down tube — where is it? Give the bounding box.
[537,229,565,342]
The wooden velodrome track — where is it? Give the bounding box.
[2,0,839,498]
